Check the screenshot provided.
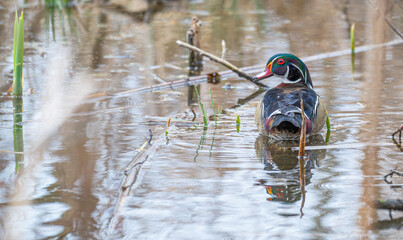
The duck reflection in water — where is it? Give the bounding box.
[254,135,326,203]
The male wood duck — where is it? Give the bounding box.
[253,53,326,140]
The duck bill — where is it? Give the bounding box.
[253,62,273,81]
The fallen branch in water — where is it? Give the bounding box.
[108,126,173,235]
[111,39,402,95]
[376,199,403,211]
[176,40,268,88]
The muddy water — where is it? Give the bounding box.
[0,0,402,239]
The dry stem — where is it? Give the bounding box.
[176,40,268,88]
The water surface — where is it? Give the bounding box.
[0,0,402,239]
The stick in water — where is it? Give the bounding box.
[298,99,307,157]
[176,40,268,88]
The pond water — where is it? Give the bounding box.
[0,0,403,239]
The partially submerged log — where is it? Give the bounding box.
[376,199,403,211]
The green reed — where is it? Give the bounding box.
[194,85,208,127]
[13,11,24,97]
[45,0,68,9]
[236,115,240,133]
[325,110,331,144]
[350,23,355,73]
[326,110,331,132]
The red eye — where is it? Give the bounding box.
[277,58,285,65]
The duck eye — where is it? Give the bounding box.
[277,58,285,65]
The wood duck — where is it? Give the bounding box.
[253,53,327,140]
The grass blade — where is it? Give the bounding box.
[236,115,240,133]
[194,85,208,127]
[350,23,355,74]
[13,11,24,97]
[325,110,331,144]
[326,110,331,131]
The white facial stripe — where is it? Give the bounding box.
[270,56,281,65]
[289,62,305,81]
[284,66,290,79]
[282,78,302,84]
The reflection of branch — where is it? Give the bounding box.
[391,125,402,151]
[176,40,268,88]
[108,127,171,235]
[298,99,306,157]
[298,156,306,217]
[298,99,306,217]
[223,88,266,114]
[384,169,403,184]
[372,216,403,230]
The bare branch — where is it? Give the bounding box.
[176,40,268,88]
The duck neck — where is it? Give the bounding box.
[286,64,313,89]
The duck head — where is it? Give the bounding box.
[253,53,313,89]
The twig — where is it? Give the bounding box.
[384,169,403,184]
[176,40,268,88]
[391,125,402,151]
[298,99,306,157]
[123,131,153,172]
[391,125,403,139]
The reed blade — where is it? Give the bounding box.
[350,23,355,74]
[236,115,240,133]
[194,85,208,127]
[326,110,331,131]
[13,11,24,97]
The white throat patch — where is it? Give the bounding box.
[278,65,302,84]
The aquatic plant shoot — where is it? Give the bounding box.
[13,11,24,97]
[194,85,208,127]
[350,23,355,73]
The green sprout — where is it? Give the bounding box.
[194,85,208,128]
[13,11,24,97]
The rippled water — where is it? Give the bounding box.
[0,0,402,239]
